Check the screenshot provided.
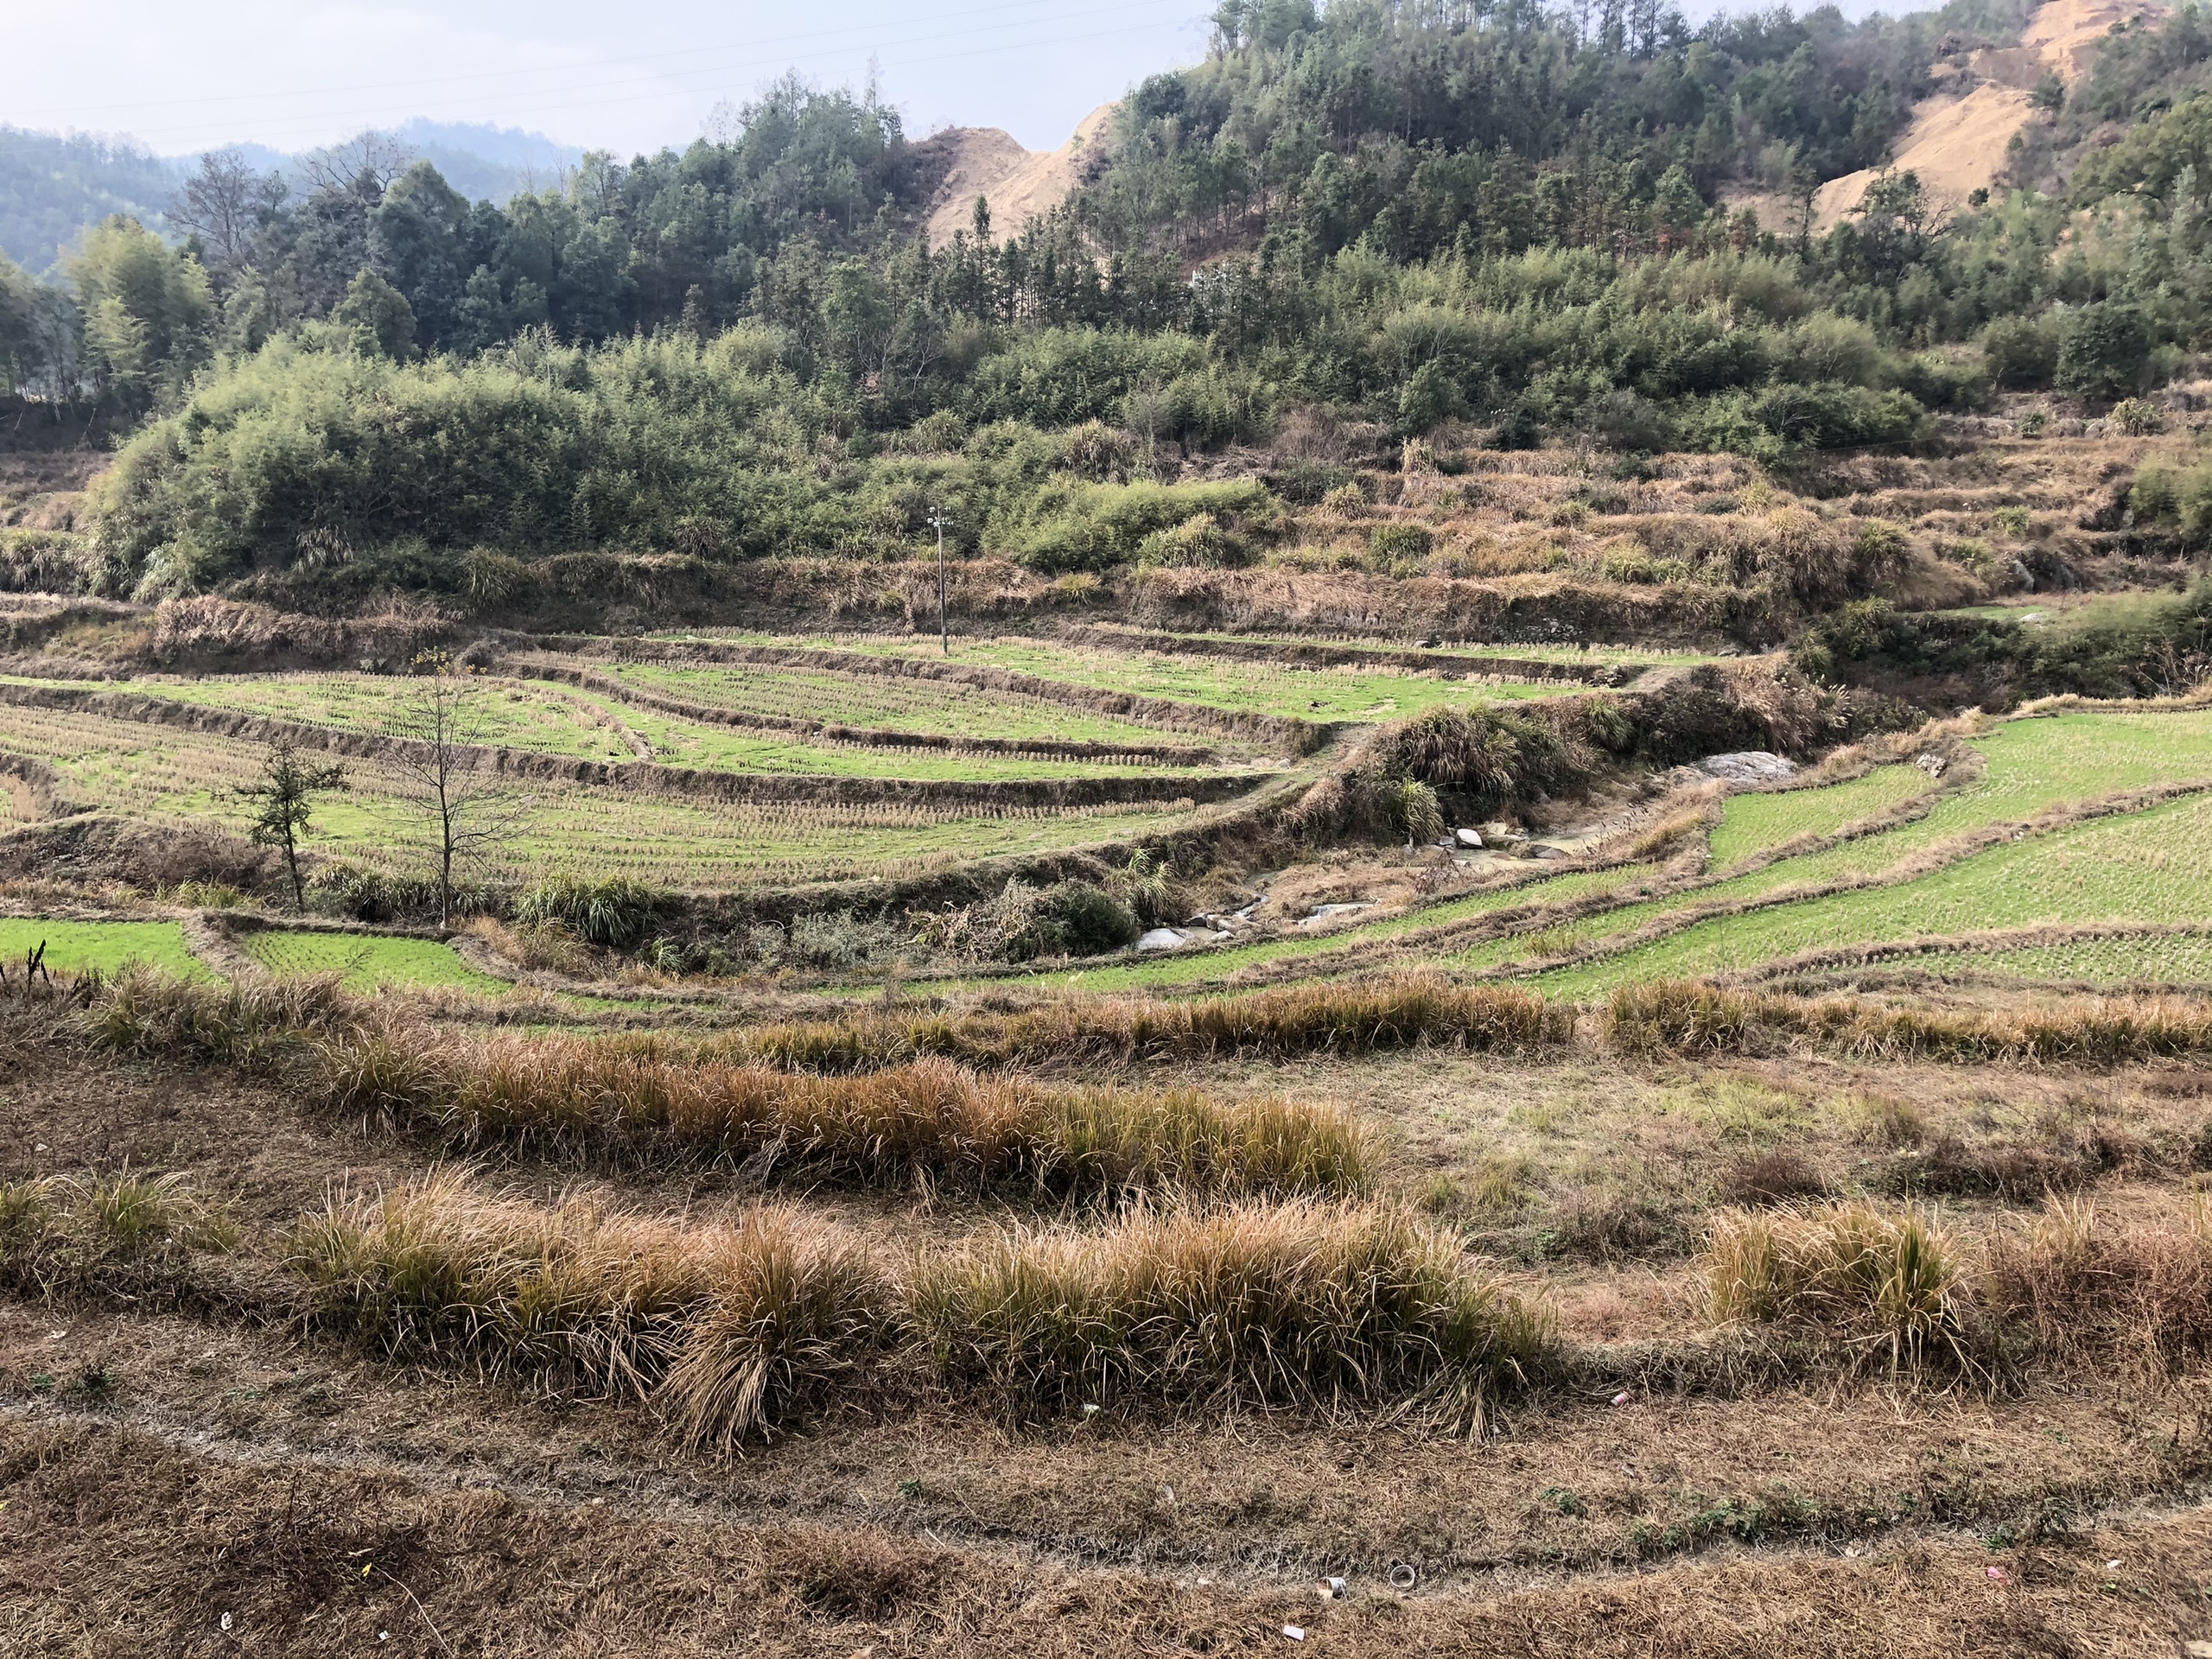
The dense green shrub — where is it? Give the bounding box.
[516,875,660,950]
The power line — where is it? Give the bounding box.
[3,0,1170,123]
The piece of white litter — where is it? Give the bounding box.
[1612,1391,1630,1406]
[2106,1559,2122,1570]
[1322,1577,1346,1599]
[1082,1402,1101,1416]
[219,1613,232,1632]
[1282,1626,1306,1642]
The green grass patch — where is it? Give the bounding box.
[0,918,210,979]
[241,930,513,995]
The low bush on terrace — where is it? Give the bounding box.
[734,974,1567,1071]
[310,1037,1369,1196]
[911,1199,1555,1423]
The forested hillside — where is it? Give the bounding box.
[3,0,2209,609]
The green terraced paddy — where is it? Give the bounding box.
[1706,765,1938,870]
[0,703,1212,889]
[658,633,1566,721]
[0,917,208,978]
[241,930,513,994]
[602,663,1211,749]
[116,675,1211,783]
[1437,710,2212,975]
[1536,789,2212,996]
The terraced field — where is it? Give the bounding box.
[600,661,1220,748]
[1858,929,2212,987]
[1540,787,2212,995]
[116,674,1223,781]
[978,708,2212,1001]
[665,632,1568,720]
[0,702,1220,888]
[1704,763,1936,869]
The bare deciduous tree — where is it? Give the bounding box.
[171,149,266,270]
[385,656,528,926]
[301,131,414,198]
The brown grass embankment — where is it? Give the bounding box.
[734,974,1567,1071]
[1609,978,2212,1065]
[311,1033,1370,1196]
[289,1173,1545,1440]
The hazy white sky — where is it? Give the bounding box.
[2,0,1215,157]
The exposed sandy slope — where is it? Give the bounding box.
[922,102,1116,247]
[1806,0,2166,230]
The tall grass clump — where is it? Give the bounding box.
[288,1171,886,1441]
[1706,1202,1972,1370]
[310,1033,1368,1195]
[909,1200,1555,1423]
[81,966,361,1065]
[0,1169,235,1300]
[738,974,1567,1072]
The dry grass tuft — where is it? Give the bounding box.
[0,1167,235,1300]
[312,1034,1369,1196]
[1705,1202,1972,1370]
[909,1199,1556,1423]
[288,1171,887,1443]
[1984,1198,2212,1381]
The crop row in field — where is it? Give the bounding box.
[1536,787,2212,995]
[601,661,1223,750]
[0,704,1208,889]
[1108,626,1717,668]
[1886,931,2212,987]
[103,675,1221,783]
[658,632,1564,721]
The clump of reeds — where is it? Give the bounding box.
[1609,980,2212,1065]
[0,1168,235,1300]
[288,1170,887,1443]
[1705,1202,1972,1370]
[907,1199,1556,1423]
[311,1034,1369,1196]
[734,973,1567,1073]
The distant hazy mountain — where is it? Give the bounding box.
[0,119,586,276]
[0,126,182,274]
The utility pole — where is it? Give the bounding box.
[928,509,950,656]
